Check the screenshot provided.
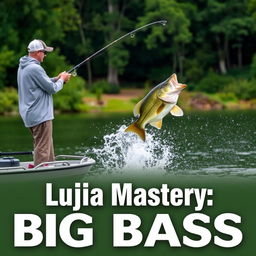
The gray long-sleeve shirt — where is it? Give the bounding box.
[17,56,64,127]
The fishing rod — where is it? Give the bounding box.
[67,20,167,75]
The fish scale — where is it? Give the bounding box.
[138,98,162,129]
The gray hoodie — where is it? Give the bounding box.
[17,56,64,127]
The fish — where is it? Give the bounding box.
[125,73,187,141]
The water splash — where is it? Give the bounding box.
[85,125,175,174]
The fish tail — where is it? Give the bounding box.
[125,122,146,141]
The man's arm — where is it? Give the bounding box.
[32,66,70,94]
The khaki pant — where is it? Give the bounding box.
[29,120,55,166]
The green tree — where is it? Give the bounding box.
[73,0,141,87]
[72,0,96,87]
[201,0,254,74]
[104,0,137,86]
[138,0,194,77]
[0,0,80,87]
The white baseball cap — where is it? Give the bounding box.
[27,39,54,52]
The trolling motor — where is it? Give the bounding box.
[67,20,167,76]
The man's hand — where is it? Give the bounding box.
[59,72,71,83]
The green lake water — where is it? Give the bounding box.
[0,110,256,256]
[1,110,255,177]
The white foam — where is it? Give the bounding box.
[86,125,175,173]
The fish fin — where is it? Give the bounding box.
[157,103,165,114]
[170,105,184,116]
[150,120,163,129]
[133,99,144,117]
[125,122,146,141]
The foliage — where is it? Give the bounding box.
[43,49,70,77]
[107,44,130,75]
[90,80,120,94]
[223,79,256,100]
[200,0,254,74]
[209,92,238,103]
[195,71,234,93]
[183,59,205,84]
[138,0,193,48]
[103,99,134,112]
[0,47,16,87]
[1,0,256,105]
[83,0,139,84]
[137,0,194,76]
[227,66,252,79]
[250,54,256,78]
[0,0,79,86]
[0,88,18,114]
[54,76,88,112]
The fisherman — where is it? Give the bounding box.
[17,39,71,167]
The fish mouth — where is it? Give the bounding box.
[175,83,187,91]
[180,84,187,89]
[167,74,187,91]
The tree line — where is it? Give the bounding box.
[1,0,256,94]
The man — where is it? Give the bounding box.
[17,39,71,167]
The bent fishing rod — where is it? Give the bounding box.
[67,20,167,75]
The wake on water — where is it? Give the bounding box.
[84,125,175,173]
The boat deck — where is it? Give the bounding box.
[0,155,95,177]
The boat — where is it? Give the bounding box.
[0,154,95,179]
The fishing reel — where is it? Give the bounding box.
[71,70,77,77]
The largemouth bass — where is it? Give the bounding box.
[125,73,187,141]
